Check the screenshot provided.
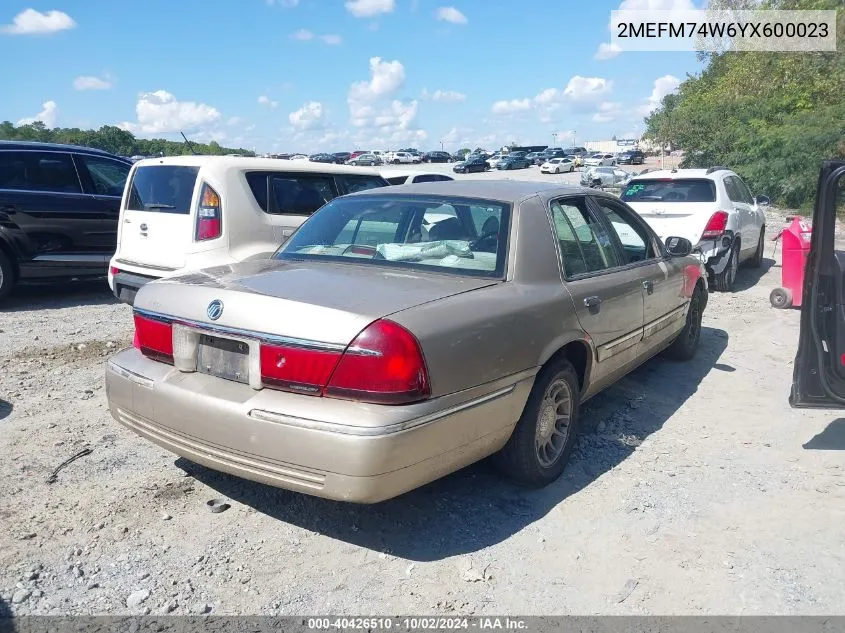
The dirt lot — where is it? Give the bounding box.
[1,170,844,616]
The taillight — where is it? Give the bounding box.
[701,211,729,240]
[326,320,430,405]
[196,183,222,241]
[259,344,342,396]
[133,313,174,364]
[109,266,120,276]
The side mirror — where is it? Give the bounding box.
[665,236,693,257]
[755,194,771,207]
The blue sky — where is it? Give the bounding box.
[0,0,702,153]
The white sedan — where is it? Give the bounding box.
[583,153,617,167]
[540,157,575,174]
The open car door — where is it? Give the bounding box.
[791,160,845,408]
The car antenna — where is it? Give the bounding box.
[180,131,199,155]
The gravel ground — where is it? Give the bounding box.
[1,165,844,616]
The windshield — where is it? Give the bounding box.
[275,195,510,278]
[621,178,717,203]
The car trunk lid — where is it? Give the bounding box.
[135,259,499,346]
[627,202,717,243]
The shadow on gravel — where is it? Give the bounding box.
[803,419,845,450]
[0,399,11,421]
[0,279,115,313]
[183,325,728,562]
[0,595,13,629]
[732,257,776,292]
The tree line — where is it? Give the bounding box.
[643,0,844,209]
[0,121,255,158]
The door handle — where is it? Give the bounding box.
[584,296,602,308]
[643,280,654,295]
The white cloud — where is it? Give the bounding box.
[435,6,467,24]
[290,28,313,41]
[17,100,58,127]
[227,116,244,126]
[258,95,279,108]
[345,0,395,18]
[563,76,612,102]
[1,9,75,35]
[289,101,325,130]
[639,74,681,115]
[349,57,405,102]
[592,101,623,123]
[120,90,221,134]
[422,88,466,102]
[491,98,532,115]
[267,0,299,6]
[73,76,112,91]
[594,42,622,60]
[321,34,343,45]
[346,57,425,146]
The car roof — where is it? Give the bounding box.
[345,179,590,203]
[132,155,380,175]
[0,140,128,160]
[629,168,732,180]
[379,169,444,179]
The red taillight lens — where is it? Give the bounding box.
[133,313,174,364]
[701,211,729,240]
[109,266,120,276]
[326,320,430,405]
[196,183,222,241]
[259,344,342,396]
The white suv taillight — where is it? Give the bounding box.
[701,211,729,240]
[196,183,222,241]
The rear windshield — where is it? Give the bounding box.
[127,165,199,214]
[275,195,510,278]
[621,178,717,203]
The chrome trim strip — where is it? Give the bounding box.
[643,304,687,340]
[32,254,109,263]
[133,307,348,352]
[0,187,116,198]
[114,258,177,272]
[248,385,517,437]
[597,327,643,362]
[107,360,154,389]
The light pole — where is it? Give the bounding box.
[552,132,558,147]
[440,139,445,151]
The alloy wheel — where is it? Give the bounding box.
[535,378,573,467]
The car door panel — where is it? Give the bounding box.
[549,196,645,393]
[791,161,845,408]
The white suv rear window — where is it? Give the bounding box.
[621,178,716,203]
[127,166,199,214]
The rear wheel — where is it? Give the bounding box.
[0,249,15,302]
[747,226,765,268]
[665,286,704,360]
[393,159,400,165]
[712,241,739,292]
[494,358,581,487]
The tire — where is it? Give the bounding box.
[0,249,15,302]
[665,286,704,361]
[494,358,581,487]
[393,159,400,165]
[770,287,793,309]
[711,241,739,292]
[554,168,560,174]
[747,226,765,268]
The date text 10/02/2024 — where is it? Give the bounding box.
[306,617,529,630]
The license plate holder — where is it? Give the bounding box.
[196,334,250,384]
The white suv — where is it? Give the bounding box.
[621,167,770,291]
[385,151,419,165]
[108,156,388,303]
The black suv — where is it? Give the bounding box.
[617,149,645,165]
[422,151,451,163]
[0,141,132,300]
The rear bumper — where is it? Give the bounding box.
[105,349,532,503]
[111,270,160,304]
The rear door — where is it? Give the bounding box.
[74,153,131,253]
[118,164,200,270]
[724,175,755,257]
[549,196,645,387]
[791,161,845,408]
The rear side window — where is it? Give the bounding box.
[77,155,130,197]
[245,171,338,215]
[386,176,407,185]
[550,198,620,277]
[337,175,388,194]
[0,152,29,190]
[127,165,199,214]
[621,178,717,203]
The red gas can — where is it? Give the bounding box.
[770,216,812,309]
